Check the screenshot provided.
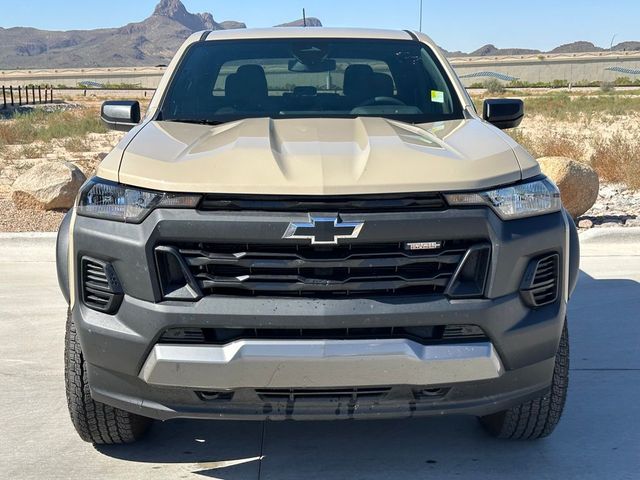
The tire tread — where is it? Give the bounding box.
[64,310,150,444]
[480,319,569,440]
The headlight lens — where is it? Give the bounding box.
[77,178,201,223]
[445,178,561,220]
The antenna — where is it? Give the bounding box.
[419,0,423,32]
[303,8,307,27]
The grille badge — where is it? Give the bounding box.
[283,216,364,245]
[405,241,443,251]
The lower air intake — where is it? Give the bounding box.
[81,257,123,313]
[520,253,559,307]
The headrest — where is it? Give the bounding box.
[225,64,268,102]
[343,64,375,98]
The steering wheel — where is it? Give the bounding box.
[358,96,406,107]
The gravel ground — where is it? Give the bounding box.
[0,199,65,232]
[578,183,640,229]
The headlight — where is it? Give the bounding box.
[445,178,561,220]
[77,178,201,223]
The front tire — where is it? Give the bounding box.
[479,319,569,440]
[64,310,151,444]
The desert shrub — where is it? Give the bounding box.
[18,144,46,159]
[63,136,90,152]
[600,81,615,93]
[483,78,506,94]
[0,108,105,145]
[591,134,640,189]
[536,132,586,160]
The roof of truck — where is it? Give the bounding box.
[203,27,429,43]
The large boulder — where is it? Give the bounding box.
[538,156,599,219]
[11,162,86,210]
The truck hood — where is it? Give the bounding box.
[115,117,534,194]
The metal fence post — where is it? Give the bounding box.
[2,86,6,109]
[25,85,29,104]
[38,85,42,104]
[50,86,53,103]
[10,86,14,106]
[18,86,22,105]
[32,85,35,104]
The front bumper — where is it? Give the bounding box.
[140,340,503,389]
[64,206,574,421]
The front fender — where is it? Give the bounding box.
[56,209,73,304]
[565,209,580,297]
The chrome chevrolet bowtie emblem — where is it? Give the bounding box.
[283,216,364,245]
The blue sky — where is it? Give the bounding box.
[1,0,638,52]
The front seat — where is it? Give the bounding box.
[223,64,269,111]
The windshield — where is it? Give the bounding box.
[159,38,464,124]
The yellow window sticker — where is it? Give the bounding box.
[431,90,445,103]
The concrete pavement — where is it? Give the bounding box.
[0,231,638,479]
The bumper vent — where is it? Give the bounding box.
[520,254,559,307]
[81,258,123,313]
[155,240,489,299]
[159,324,488,345]
[255,387,392,402]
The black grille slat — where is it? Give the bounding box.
[199,193,446,212]
[180,249,465,269]
[162,241,482,298]
[195,272,452,293]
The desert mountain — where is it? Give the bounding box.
[0,0,319,69]
[469,44,541,56]
[275,18,323,28]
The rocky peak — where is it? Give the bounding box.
[152,0,217,30]
[153,0,188,19]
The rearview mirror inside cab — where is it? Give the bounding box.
[101,100,141,131]
[483,98,524,129]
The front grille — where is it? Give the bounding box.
[159,324,488,345]
[81,258,123,313]
[156,240,489,298]
[199,193,447,213]
[520,253,559,307]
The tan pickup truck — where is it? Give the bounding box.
[57,27,579,444]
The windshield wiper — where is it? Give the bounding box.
[162,119,226,126]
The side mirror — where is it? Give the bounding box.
[483,99,524,129]
[101,101,141,131]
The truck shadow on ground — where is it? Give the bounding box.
[97,272,640,479]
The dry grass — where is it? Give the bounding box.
[473,91,640,121]
[508,130,585,160]
[0,108,105,146]
[509,128,640,190]
[63,136,90,152]
[18,144,46,159]
[535,133,586,159]
[591,134,640,189]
